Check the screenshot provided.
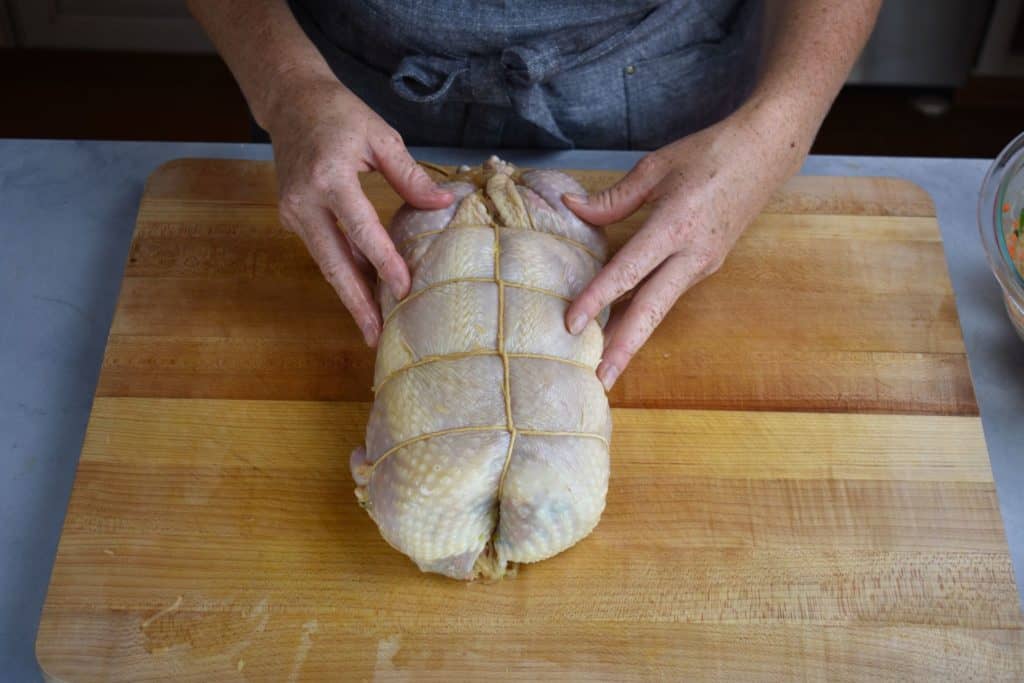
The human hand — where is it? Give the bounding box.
[265,75,454,345]
[563,105,809,390]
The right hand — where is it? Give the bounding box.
[264,75,454,346]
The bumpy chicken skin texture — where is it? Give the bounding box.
[351,157,611,580]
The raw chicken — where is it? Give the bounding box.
[350,157,611,580]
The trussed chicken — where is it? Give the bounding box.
[350,157,611,579]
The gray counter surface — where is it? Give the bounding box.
[2,140,1021,680]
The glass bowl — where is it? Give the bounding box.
[979,130,1024,341]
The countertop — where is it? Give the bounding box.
[2,140,1022,680]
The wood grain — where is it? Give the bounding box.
[36,159,1020,681]
[142,158,938,217]
[37,399,1023,681]
[95,160,975,414]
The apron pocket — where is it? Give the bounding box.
[623,37,750,150]
[542,60,629,149]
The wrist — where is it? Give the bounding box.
[255,64,343,133]
[743,88,819,145]
[730,88,820,176]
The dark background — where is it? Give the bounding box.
[0,0,1022,157]
[0,48,1020,157]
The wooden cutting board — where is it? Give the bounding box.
[37,159,1023,681]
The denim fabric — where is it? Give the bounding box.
[288,0,761,150]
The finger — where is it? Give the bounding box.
[562,154,663,226]
[565,203,679,334]
[597,253,701,390]
[599,305,626,350]
[343,231,373,276]
[326,174,411,300]
[350,446,371,486]
[289,204,383,346]
[373,138,454,210]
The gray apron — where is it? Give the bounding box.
[287,0,762,150]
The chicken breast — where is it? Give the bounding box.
[350,157,611,580]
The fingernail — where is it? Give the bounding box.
[568,313,588,335]
[599,363,619,391]
[563,192,586,204]
[388,277,409,300]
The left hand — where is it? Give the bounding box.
[563,104,809,390]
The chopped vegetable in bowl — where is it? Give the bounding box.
[979,131,1024,341]
[1006,205,1024,277]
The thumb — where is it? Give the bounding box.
[374,141,453,210]
[562,156,661,226]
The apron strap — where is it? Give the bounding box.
[390,2,684,107]
[390,39,566,107]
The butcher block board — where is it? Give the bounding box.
[37,159,1023,681]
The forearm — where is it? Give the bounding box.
[187,0,339,129]
[743,0,881,156]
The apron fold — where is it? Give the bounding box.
[289,0,760,149]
